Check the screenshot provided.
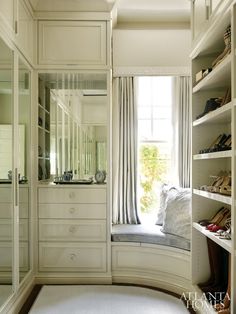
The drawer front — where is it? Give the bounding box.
[0,187,28,203]
[0,202,29,218]
[39,242,106,272]
[38,203,106,219]
[39,219,106,242]
[0,219,28,241]
[0,242,29,271]
[38,187,106,204]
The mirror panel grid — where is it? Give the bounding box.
[38,72,108,183]
[18,58,30,283]
[0,37,13,306]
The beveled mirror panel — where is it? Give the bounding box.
[0,37,13,306]
[18,57,30,282]
[38,72,108,182]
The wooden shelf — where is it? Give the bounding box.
[193,102,232,126]
[193,189,232,205]
[191,4,231,58]
[193,54,231,93]
[193,150,232,160]
[193,222,232,253]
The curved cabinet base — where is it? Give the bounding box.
[112,243,192,295]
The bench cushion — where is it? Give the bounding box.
[111,224,190,251]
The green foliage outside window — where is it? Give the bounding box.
[139,144,167,213]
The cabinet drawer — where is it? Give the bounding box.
[0,202,28,218]
[0,219,28,241]
[0,187,28,203]
[39,242,106,272]
[38,187,106,204]
[38,21,106,66]
[38,203,106,219]
[0,242,29,271]
[39,219,106,242]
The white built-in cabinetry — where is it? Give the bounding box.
[38,20,107,67]
[37,185,110,280]
[191,0,235,312]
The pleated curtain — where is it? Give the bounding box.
[173,76,191,188]
[112,77,140,224]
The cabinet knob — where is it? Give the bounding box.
[69,225,76,233]
[69,207,75,214]
[69,253,77,261]
[69,192,75,199]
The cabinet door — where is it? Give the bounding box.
[38,21,107,66]
[0,0,15,34]
[16,0,34,62]
[0,37,13,303]
[193,0,208,39]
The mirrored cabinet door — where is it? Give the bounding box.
[18,58,30,283]
[0,37,14,306]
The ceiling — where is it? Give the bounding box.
[28,0,191,26]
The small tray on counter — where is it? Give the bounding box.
[53,179,93,185]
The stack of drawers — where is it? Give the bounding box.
[0,186,29,281]
[38,186,107,273]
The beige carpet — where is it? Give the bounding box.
[29,285,189,314]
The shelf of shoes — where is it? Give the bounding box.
[193,189,232,205]
[193,54,231,93]
[193,101,232,126]
[193,222,232,253]
[193,151,232,160]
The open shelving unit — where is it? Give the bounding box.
[191,0,236,312]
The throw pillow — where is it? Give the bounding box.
[161,188,191,240]
[156,184,178,225]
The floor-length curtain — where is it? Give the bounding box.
[173,76,191,188]
[112,77,140,224]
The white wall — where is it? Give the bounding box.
[112,29,191,76]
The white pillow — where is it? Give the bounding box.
[156,184,178,225]
[161,188,191,240]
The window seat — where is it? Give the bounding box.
[111,224,190,251]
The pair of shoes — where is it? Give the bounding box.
[198,239,229,295]
[208,134,231,152]
[199,134,228,154]
[206,174,231,196]
[198,207,228,227]
[196,98,222,120]
[206,209,231,233]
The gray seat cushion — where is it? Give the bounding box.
[111,224,190,251]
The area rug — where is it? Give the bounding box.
[29,285,189,314]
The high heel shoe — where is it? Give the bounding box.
[207,210,231,232]
[198,207,226,227]
[199,134,227,154]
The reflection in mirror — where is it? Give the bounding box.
[39,72,108,182]
[18,58,30,282]
[0,37,13,305]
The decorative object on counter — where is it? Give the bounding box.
[196,97,222,119]
[38,116,43,127]
[38,146,43,157]
[198,133,231,153]
[212,25,231,68]
[38,164,43,180]
[8,170,12,180]
[62,170,73,181]
[95,170,106,184]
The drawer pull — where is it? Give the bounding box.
[69,207,76,214]
[69,192,75,199]
[70,253,77,261]
[69,225,76,233]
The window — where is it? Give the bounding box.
[137,76,173,223]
